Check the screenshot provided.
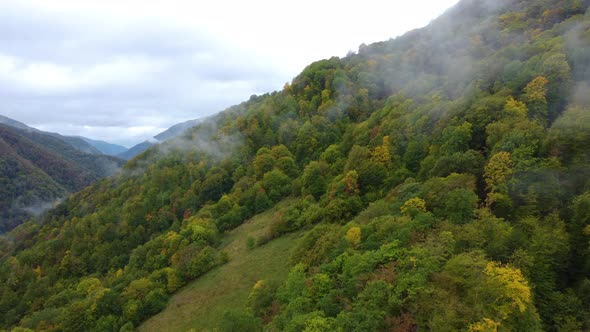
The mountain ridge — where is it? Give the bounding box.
[118,117,202,160]
[78,136,128,156]
[0,123,124,233]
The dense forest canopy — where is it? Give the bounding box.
[1,0,590,331]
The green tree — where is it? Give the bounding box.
[219,310,262,332]
[262,169,291,202]
[302,161,329,200]
[303,316,338,332]
[253,148,275,179]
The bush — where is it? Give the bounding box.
[247,280,277,319]
[174,245,220,279]
[246,236,256,250]
[291,225,340,267]
[219,310,262,332]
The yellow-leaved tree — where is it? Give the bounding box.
[483,262,531,320]
[400,197,427,216]
[522,76,549,122]
[484,152,514,209]
[371,135,392,167]
[344,226,361,248]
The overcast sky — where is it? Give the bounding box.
[0,0,459,147]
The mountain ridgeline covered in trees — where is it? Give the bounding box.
[1,0,590,331]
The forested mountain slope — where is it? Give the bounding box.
[0,124,123,233]
[1,0,590,331]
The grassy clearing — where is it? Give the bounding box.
[139,201,301,332]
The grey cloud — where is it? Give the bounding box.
[0,3,218,63]
[0,2,288,146]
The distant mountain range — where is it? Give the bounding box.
[0,114,208,160]
[78,136,128,156]
[0,115,131,155]
[0,116,125,233]
[117,141,154,160]
[0,114,206,161]
[117,118,202,160]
